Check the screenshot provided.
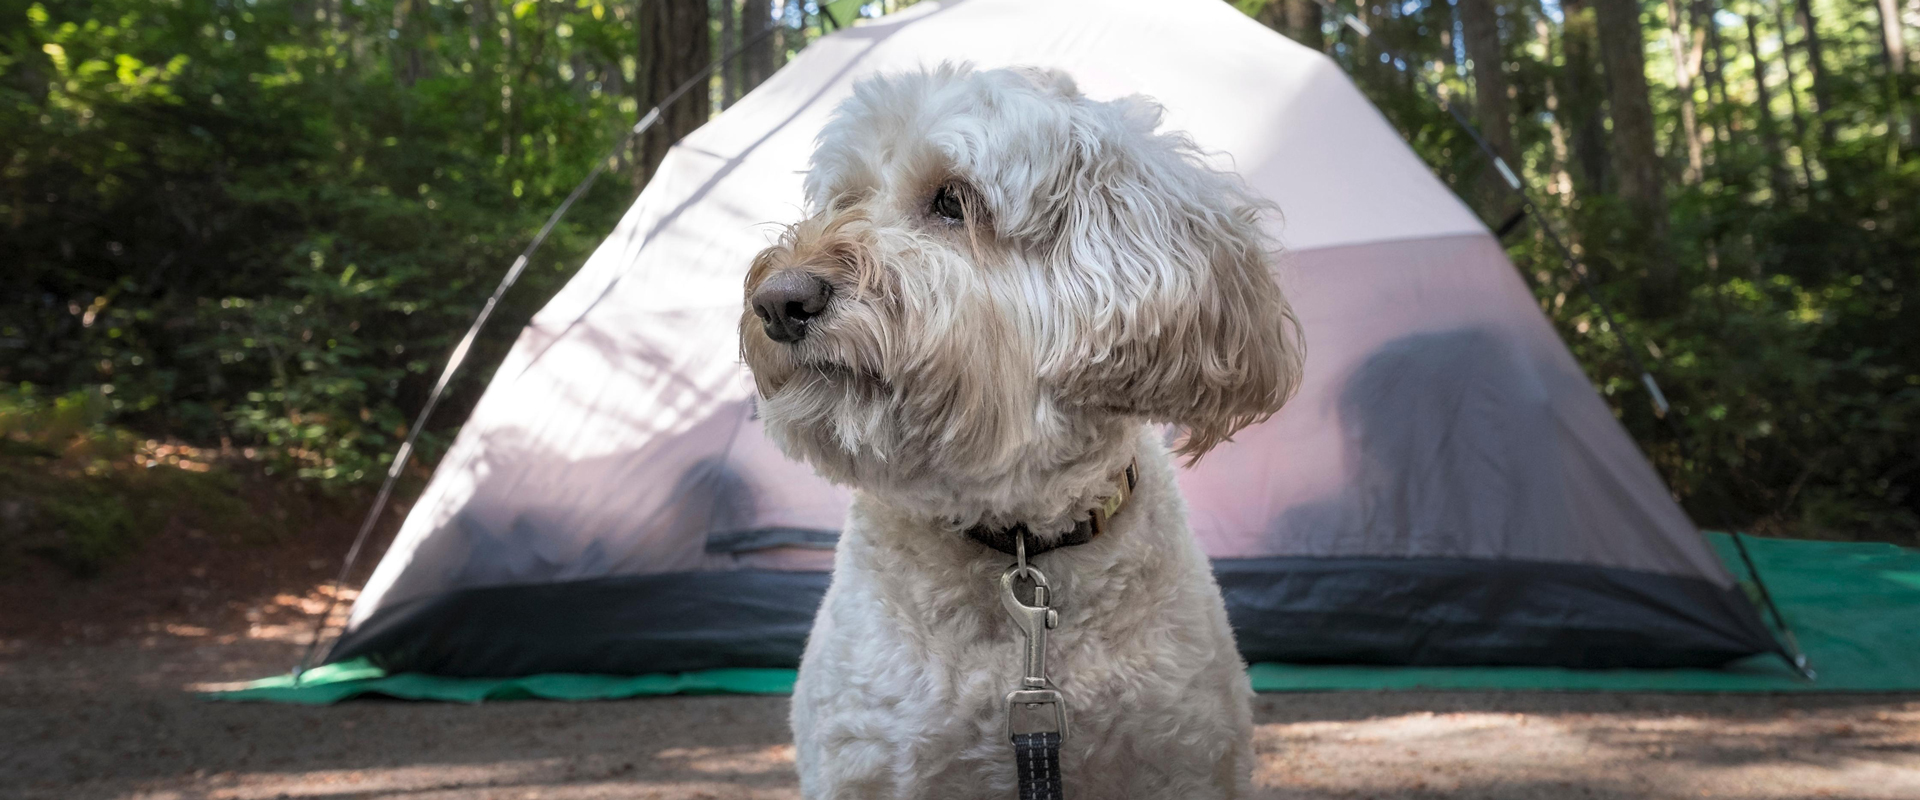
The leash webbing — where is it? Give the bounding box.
[1012,731,1065,800]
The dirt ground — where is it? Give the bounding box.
[4,637,1918,800]
[3,523,1918,800]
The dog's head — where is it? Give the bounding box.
[741,64,1301,515]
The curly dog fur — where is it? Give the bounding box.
[740,64,1302,799]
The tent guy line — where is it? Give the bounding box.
[290,21,786,682]
[1304,0,1811,679]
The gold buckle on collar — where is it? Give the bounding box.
[1088,459,1138,538]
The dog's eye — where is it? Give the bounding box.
[930,184,965,222]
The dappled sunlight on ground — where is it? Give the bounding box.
[114,583,355,658]
[652,745,801,778]
[99,746,802,800]
[1253,704,1920,799]
[132,440,223,473]
[233,584,357,646]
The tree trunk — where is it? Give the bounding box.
[391,0,425,88]
[1285,0,1325,51]
[1664,0,1705,183]
[1347,1,1381,95]
[1538,14,1576,199]
[1593,0,1675,306]
[1770,0,1818,185]
[1459,0,1513,161]
[1258,0,1325,52]
[1560,0,1612,193]
[742,0,776,94]
[633,0,712,192]
[1385,0,1414,96]
[1700,0,1735,141]
[774,3,798,73]
[1686,4,1713,158]
[1255,1,1286,37]
[719,0,738,109]
[1875,0,1915,146]
[468,0,489,56]
[521,3,552,162]
[1459,0,1516,215]
[501,4,517,158]
[1745,13,1792,197]
[1791,0,1834,147]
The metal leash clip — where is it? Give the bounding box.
[1002,532,1068,740]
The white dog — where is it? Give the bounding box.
[740,64,1302,800]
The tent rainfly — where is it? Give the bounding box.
[329,0,1784,678]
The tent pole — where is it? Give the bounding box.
[1300,0,1813,680]
[290,21,787,682]
[1727,530,1815,679]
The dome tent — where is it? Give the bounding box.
[327,0,1783,678]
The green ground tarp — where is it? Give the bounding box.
[209,534,1920,704]
[214,661,798,705]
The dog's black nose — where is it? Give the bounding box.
[751,271,832,343]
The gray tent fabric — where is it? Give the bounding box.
[329,0,1782,676]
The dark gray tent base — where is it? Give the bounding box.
[330,558,1782,678]
[1215,557,1782,669]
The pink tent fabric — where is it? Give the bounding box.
[332,0,1776,675]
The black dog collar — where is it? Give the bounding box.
[964,459,1139,556]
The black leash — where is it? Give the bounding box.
[1012,732,1066,800]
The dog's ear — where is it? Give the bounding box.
[1011,66,1080,99]
[1044,95,1304,461]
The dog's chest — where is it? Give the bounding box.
[794,563,1246,797]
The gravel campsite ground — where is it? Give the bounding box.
[4,524,1918,800]
[5,637,1919,800]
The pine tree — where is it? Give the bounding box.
[1460,0,1518,212]
[633,0,712,191]
[1593,0,1675,303]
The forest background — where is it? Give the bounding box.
[3,0,1916,577]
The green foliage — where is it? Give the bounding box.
[3,0,643,488]
[1609,159,1920,540]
